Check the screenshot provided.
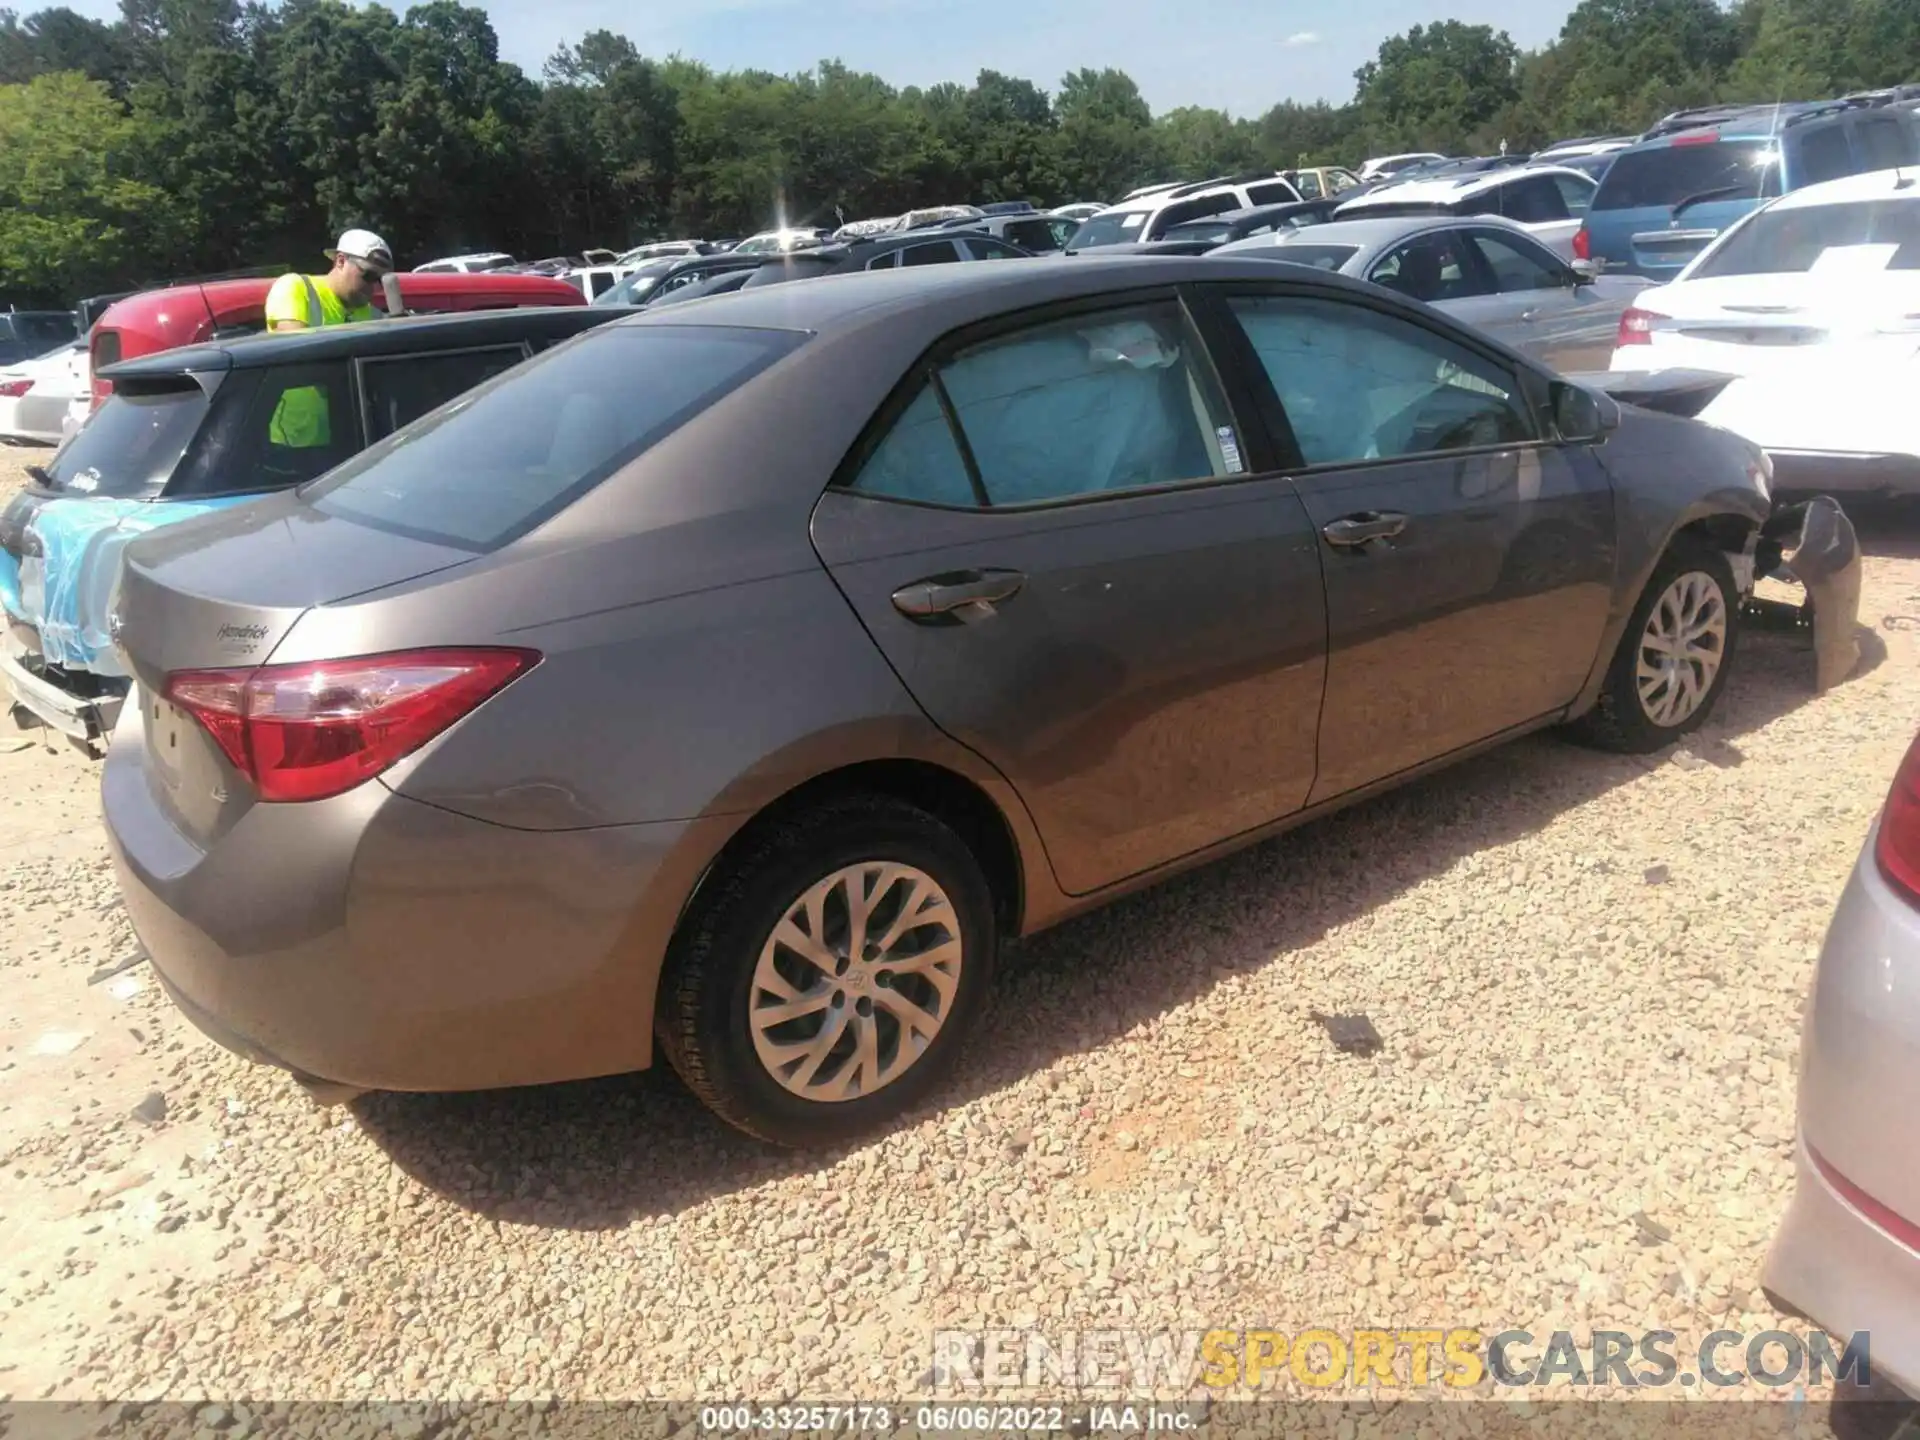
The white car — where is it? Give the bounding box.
[561,264,639,301]
[1334,166,1600,258]
[1047,202,1106,224]
[1068,173,1305,250]
[1609,166,1920,496]
[614,241,706,264]
[0,339,85,446]
[1358,152,1447,182]
[412,251,515,274]
[731,228,828,256]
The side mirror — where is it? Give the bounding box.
[1570,258,1603,283]
[1551,381,1610,442]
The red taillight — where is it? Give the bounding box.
[89,376,112,412]
[0,379,31,398]
[164,648,539,803]
[1572,226,1591,261]
[1874,732,1920,904]
[1616,306,1666,347]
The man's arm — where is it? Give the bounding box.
[263,273,311,332]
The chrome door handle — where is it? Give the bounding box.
[891,568,1027,621]
[1321,511,1408,548]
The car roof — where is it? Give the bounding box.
[1766,165,1920,210]
[609,253,1424,343]
[1344,165,1594,208]
[99,306,613,379]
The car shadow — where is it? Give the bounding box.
[355,606,1884,1230]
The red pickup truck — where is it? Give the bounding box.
[85,270,585,411]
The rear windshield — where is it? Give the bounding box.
[41,381,210,498]
[1593,139,1780,212]
[305,324,803,551]
[1164,219,1233,243]
[1069,211,1150,248]
[1693,198,1920,277]
[1263,244,1359,271]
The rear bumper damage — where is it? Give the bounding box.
[1748,495,1865,694]
[2,627,125,749]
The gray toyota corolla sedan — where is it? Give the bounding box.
[105,256,1785,1144]
[1765,733,1920,1396]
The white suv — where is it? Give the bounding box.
[1068,173,1305,250]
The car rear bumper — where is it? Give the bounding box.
[103,698,735,1094]
[1764,837,1920,1397]
[1,630,124,743]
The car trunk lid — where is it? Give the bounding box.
[1638,273,1920,373]
[112,492,479,841]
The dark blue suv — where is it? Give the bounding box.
[1578,101,1920,278]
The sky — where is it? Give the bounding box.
[51,0,1575,117]
[508,0,1571,115]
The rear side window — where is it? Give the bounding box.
[173,360,358,497]
[360,345,529,442]
[1293,173,1324,198]
[1246,181,1298,205]
[1854,114,1918,171]
[42,381,210,498]
[1795,124,1855,186]
[307,325,802,550]
[1500,176,1571,224]
[1263,243,1357,270]
[848,302,1241,508]
[900,241,962,266]
[1594,140,1780,211]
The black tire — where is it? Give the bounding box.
[1568,538,1739,754]
[657,795,997,1146]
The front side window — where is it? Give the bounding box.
[1368,232,1485,302]
[1226,294,1536,467]
[1468,230,1565,293]
[361,345,529,442]
[848,303,1242,507]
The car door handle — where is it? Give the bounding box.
[890,568,1027,621]
[1520,307,1544,322]
[1321,512,1408,548]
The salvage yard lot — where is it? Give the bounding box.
[1,449,1917,1410]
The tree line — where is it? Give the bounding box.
[3,0,1919,305]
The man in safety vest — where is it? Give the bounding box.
[262,229,394,449]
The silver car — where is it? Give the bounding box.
[1214,215,1651,372]
[1765,733,1920,1397]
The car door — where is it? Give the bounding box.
[1459,226,1619,369]
[1202,282,1617,802]
[810,292,1329,896]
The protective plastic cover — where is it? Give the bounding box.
[14,495,254,675]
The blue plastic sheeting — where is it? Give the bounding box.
[13,496,254,675]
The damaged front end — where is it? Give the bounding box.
[1748,495,1865,694]
[1568,367,1868,694]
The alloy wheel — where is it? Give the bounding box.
[1636,570,1728,728]
[748,862,963,1102]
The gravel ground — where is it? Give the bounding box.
[2,450,1918,1422]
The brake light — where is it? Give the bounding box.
[164,648,539,803]
[1874,731,1920,905]
[1617,306,1666,347]
[90,376,112,412]
[1572,226,1591,261]
[0,380,31,398]
[1671,131,1720,147]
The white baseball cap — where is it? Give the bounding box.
[325,229,395,275]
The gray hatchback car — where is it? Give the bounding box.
[107,257,1792,1144]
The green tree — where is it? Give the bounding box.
[0,70,171,301]
[1356,21,1520,153]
